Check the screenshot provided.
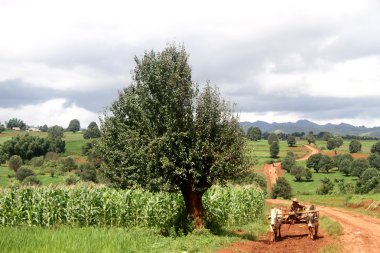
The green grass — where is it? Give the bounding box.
[0,166,68,187]
[319,244,343,253]
[0,166,13,187]
[247,139,310,166]
[284,167,358,195]
[64,132,86,156]
[316,140,377,155]
[319,216,343,236]
[0,226,244,253]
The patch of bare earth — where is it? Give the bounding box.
[217,223,333,253]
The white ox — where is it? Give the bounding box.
[269,208,283,242]
[306,205,319,240]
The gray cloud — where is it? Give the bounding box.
[0,79,122,112]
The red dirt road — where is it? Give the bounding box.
[268,199,380,253]
[217,222,334,253]
[297,144,320,161]
[264,145,319,190]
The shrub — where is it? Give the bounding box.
[65,174,80,185]
[319,155,334,173]
[271,177,292,199]
[0,148,8,164]
[350,159,369,177]
[270,141,279,158]
[16,167,35,182]
[8,155,23,171]
[22,176,41,186]
[370,141,380,154]
[76,163,97,183]
[45,152,59,161]
[287,136,296,147]
[83,122,101,139]
[368,153,380,170]
[282,153,296,173]
[268,133,278,145]
[30,156,44,167]
[356,168,379,193]
[307,153,322,173]
[304,168,313,181]
[2,134,51,160]
[60,157,77,172]
[82,142,94,156]
[349,140,362,153]
[338,159,352,175]
[290,166,305,181]
[316,177,334,195]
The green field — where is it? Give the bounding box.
[284,167,358,195]
[0,226,244,253]
[315,139,376,155]
[247,139,309,166]
[0,131,86,156]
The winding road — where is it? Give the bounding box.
[264,144,319,190]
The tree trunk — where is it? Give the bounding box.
[180,184,205,229]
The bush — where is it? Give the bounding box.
[356,168,380,193]
[8,155,23,171]
[316,177,334,195]
[2,134,51,160]
[368,153,380,170]
[270,141,279,158]
[282,153,296,173]
[349,140,362,153]
[0,148,8,164]
[271,177,292,199]
[65,174,80,185]
[22,176,41,186]
[45,152,59,161]
[30,156,44,167]
[83,122,101,139]
[287,136,296,147]
[82,142,94,156]
[60,157,77,172]
[76,163,97,183]
[338,159,352,175]
[351,158,369,177]
[290,166,305,181]
[304,168,313,181]
[16,167,35,182]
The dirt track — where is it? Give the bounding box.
[264,145,319,190]
[268,199,380,253]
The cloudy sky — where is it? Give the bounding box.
[1,0,380,128]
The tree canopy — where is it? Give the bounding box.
[98,44,248,228]
[83,122,101,139]
[246,127,261,141]
[6,118,26,130]
[67,119,80,133]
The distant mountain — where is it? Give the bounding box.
[240,120,380,137]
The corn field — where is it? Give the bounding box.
[0,186,264,229]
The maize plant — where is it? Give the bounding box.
[0,186,264,230]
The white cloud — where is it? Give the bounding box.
[256,55,380,97]
[0,99,98,128]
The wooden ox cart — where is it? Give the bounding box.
[270,206,320,240]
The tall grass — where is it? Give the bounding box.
[0,186,264,230]
[320,216,343,236]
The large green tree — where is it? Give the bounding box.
[246,127,261,141]
[6,118,26,130]
[267,133,278,145]
[83,122,101,139]
[67,119,80,133]
[98,45,247,228]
